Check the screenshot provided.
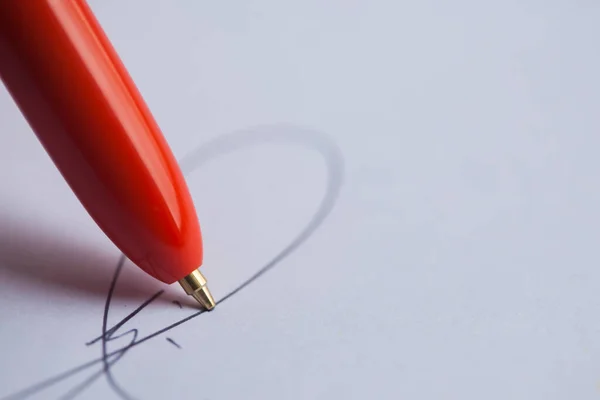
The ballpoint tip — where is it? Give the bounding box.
[178,269,216,311]
[192,286,216,311]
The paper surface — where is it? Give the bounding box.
[1,1,600,399]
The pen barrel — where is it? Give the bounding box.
[0,0,203,283]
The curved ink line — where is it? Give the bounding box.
[2,124,344,400]
[180,124,345,306]
[116,124,345,349]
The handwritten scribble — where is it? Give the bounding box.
[166,338,181,349]
[1,124,344,400]
[86,290,165,346]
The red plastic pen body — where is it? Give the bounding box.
[0,0,203,284]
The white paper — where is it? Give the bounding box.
[1,1,600,399]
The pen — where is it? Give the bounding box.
[0,0,216,310]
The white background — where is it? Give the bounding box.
[1,1,600,399]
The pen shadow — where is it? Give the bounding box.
[0,212,177,306]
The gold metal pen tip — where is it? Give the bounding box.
[191,287,216,310]
[178,269,216,311]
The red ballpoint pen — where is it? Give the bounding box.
[0,0,215,309]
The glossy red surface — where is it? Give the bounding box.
[0,0,203,283]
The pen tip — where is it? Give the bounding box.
[192,286,216,311]
[178,269,216,311]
